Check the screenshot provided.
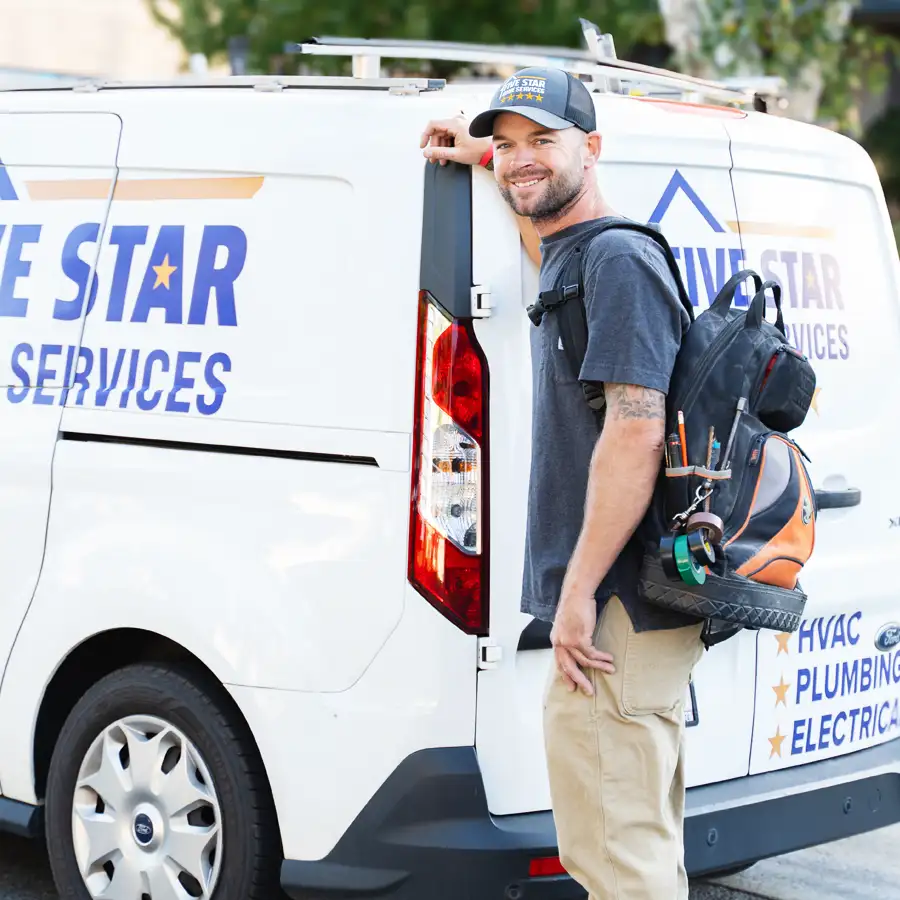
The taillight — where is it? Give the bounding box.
[528,856,567,878]
[409,291,489,635]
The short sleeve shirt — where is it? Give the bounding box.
[520,217,697,631]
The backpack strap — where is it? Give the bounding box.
[525,219,694,421]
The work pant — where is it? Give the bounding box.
[543,595,705,900]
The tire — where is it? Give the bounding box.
[44,663,282,900]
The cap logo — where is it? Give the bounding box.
[499,75,546,104]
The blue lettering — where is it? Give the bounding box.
[861,657,872,692]
[760,249,782,297]
[166,351,201,413]
[818,713,832,750]
[832,614,847,648]
[813,324,826,360]
[824,664,839,700]
[798,619,814,654]
[849,707,861,741]
[54,223,100,320]
[132,226,184,324]
[7,342,32,403]
[879,654,890,690]
[821,253,843,310]
[791,718,806,755]
[188,225,245,326]
[796,667,811,702]
[832,711,847,746]
[136,349,169,411]
[107,226,148,322]
[812,667,823,702]
[697,247,727,306]
[61,344,77,385]
[841,660,859,696]
[894,650,900,684]
[805,717,817,752]
[879,702,890,734]
[847,611,861,645]
[816,615,835,650]
[892,700,900,731]
[71,347,93,405]
[96,348,126,407]
[197,352,231,416]
[34,344,62,406]
[860,705,873,739]
[119,349,140,409]
[838,324,849,359]
[0,224,41,317]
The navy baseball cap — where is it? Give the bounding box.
[469,67,597,138]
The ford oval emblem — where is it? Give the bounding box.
[875,623,900,652]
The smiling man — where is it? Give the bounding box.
[421,67,705,900]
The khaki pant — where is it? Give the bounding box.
[543,596,705,900]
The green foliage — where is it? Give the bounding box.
[692,0,900,135]
[146,0,665,76]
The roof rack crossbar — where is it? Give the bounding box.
[286,22,766,106]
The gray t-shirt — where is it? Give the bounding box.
[521,217,696,632]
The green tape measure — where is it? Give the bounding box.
[674,534,707,585]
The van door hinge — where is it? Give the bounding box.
[471,284,492,318]
[477,638,502,670]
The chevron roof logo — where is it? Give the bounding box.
[0,158,17,201]
[647,169,849,367]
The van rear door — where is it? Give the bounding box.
[726,116,900,774]
[471,100,761,816]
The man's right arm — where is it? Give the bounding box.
[420,116,541,269]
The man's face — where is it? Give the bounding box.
[491,112,588,221]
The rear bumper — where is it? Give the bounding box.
[280,740,900,900]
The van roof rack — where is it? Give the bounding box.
[286,18,783,108]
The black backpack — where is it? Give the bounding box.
[526,218,818,646]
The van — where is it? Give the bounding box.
[0,32,897,900]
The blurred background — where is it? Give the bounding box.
[2,0,900,242]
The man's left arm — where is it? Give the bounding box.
[550,244,684,693]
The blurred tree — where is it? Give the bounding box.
[146,0,668,77]
[665,0,900,134]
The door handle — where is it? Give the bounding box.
[815,488,861,510]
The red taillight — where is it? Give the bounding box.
[528,856,567,877]
[409,291,489,635]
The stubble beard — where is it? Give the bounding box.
[499,166,585,225]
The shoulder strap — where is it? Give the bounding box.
[527,219,694,406]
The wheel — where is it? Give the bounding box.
[45,663,281,900]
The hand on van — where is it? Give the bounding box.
[550,597,615,696]
[421,115,490,166]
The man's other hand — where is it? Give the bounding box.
[421,115,490,166]
[550,597,615,696]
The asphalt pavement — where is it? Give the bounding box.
[0,824,897,899]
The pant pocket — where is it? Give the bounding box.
[621,622,704,716]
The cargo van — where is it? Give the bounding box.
[0,31,897,900]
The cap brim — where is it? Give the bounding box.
[469,106,575,138]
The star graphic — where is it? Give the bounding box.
[768,727,786,758]
[805,269,816,288]
[517,93,525,100]
[535,95,543,102]
[152,254,177,290]
[772,675,790,707]
[526,93,534,100]
[775,632,791,656]
[810,387,821,415]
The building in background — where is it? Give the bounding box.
[0,0,185,82]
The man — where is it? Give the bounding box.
[421,68,706,900]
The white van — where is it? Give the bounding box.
[0,35,896,900]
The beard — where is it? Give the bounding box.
[499,165,585,223]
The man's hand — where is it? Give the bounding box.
[550,596,615,696]
[420,115,491,167]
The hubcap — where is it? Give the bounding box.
[72,715,223,899]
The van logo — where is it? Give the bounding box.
[133,813,154,844]
[875,623,900,652]
[0,157,17,201]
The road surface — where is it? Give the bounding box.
[0,824,897,899]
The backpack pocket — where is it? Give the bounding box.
[753,344,817,433]
[724,432,816,590]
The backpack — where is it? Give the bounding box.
[526,218,818,647]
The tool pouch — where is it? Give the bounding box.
[754,344,817,434]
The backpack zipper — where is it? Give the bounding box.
[674,315,744,416]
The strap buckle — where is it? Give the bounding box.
[526,283,580,327]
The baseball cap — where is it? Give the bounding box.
[469,67,597,138]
